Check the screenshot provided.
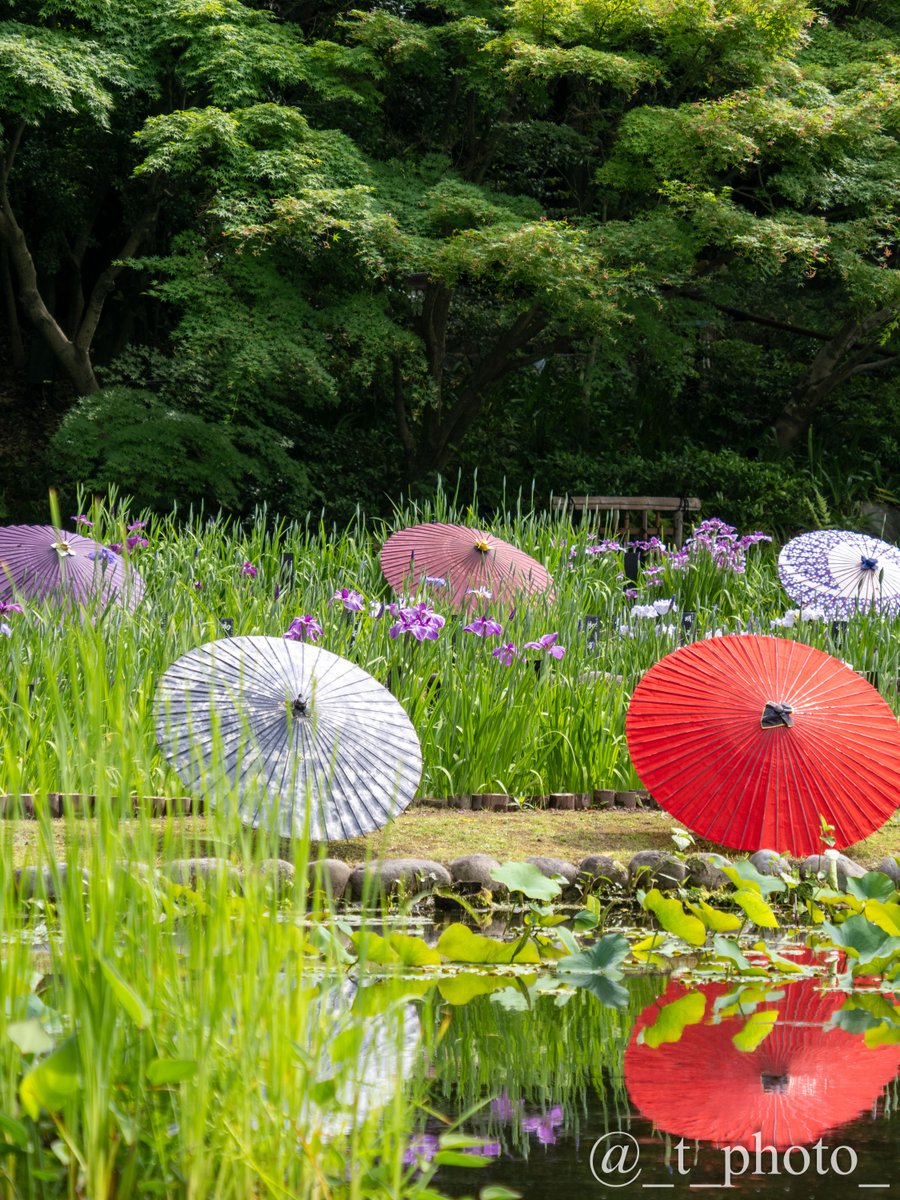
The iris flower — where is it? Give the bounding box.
[524,631,565,659]
[0,622,10,637]
[0,601,24,614]
[284,615,323,643]
[71,514,93,527]
[463,615,503,637]
[492,641,518,666]
[330,587,364,612]
[89,547,119,566]
[389,603,445,641]
[241,561,258,578]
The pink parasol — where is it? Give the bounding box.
[0,525,143,610]
[380,523,553,612]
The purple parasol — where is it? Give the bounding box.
[778,529,900,618]
[0,525,143,610]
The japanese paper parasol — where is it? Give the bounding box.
[779,529,900,618]
[625,634,900,856]
[625,977,900,1149]
[154,636,422,840]
[380,523,553,612]
[0,524,143,609]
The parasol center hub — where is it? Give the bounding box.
[473,537,491,553]
[761,701,794,729]
[289,695,309,717]
[860,555,879,571]
[51,540,75,558]
[760,1072,789,1095]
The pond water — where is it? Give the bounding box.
[396,970,900,1200]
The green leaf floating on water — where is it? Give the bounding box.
[558,934,629,975]
[641,991,706,1048]
[436,924,541,964]
[643,889,707,946]
[351,931,441,967]
[490,862,564,901]
[732,1009,778,1052]
[865,1022,900,1047]
[19,1036,80,1120]
[556,934,630,1008]
[711,936,767,975]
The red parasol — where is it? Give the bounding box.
[380,523,553,612]
[625,977,900,1149]
[625,635,900,856]
[0,524,143,610]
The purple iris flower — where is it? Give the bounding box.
[585,540,623,554]
[524,632,566,659]
[624,587,639,598]
[492,641,518,666]
[127,520,148,531]
[465,586,493,600]
[125,536,148,551]
[107,543,122,554]
[389,603,445,641]
[369,601,385,619]
[628,536,667,553]
[0,622,11,638]
[71,514,93,527]
[403,1134,440,1166]
[241,561,258,578]
[194,581,203,590]
[330,587,365,612]
[522,1106,564,1146]
[0,601,24,615]
[89,546,119,567]
[284,615,323,643]
[424,576,447,589]
[463,615,503,637]
[490,1091,521,1121]
[465,1140,501,1157]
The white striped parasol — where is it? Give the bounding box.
[154,636,422,839]
[0,524,143,609]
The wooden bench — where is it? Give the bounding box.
[551,495,702,548]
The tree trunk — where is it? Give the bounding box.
[774,308,898,448]
[0,137,159,397]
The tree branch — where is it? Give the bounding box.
[391,352,416,467]
[74,201,160,353]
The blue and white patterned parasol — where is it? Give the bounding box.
[778,529,900,618]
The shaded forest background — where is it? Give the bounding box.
[1,0,898,530]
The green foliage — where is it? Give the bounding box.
[1,0,898,526]
[50,388,310,513]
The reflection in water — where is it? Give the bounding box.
[625,977,900,1149]
[430,975,900,1199]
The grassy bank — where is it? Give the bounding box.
[8,808,900,871]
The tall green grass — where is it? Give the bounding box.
[3,490,900,1195]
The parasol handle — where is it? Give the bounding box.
[761,701,793,729]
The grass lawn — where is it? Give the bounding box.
[7,808,900,869]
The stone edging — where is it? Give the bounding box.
[13,849,899,903]
[0,790,658,817]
